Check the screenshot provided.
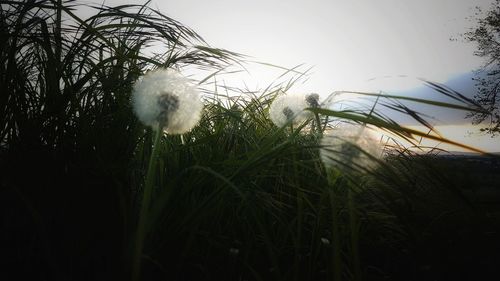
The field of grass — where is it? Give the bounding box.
[1,1,499,281]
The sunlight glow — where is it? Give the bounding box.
[156,0,492,94]
[99,0,499,152]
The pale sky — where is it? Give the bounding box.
[152,0,497,152]
[153,0,493,93]
[97,0,499,151]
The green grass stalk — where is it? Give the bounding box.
[314,112,323,135]
[327,171,342,281]
[294,181,304,281]
[132,126,162,281]
[347,184,361,281]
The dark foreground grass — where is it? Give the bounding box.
[1,1,500,281]
[360,151,500,280]
[3,97,500,281]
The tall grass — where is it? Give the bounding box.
[1,1,499,281]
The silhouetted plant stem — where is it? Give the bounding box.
[132,125,162,281]
[327,171,342,281]
[347,183,362,281]
[314,112,322,135]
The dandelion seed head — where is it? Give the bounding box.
[305,93,320,108]
[320,123,383,172]
[269,92,312,127]
[157,93,179,125]
[132,68,203,134]
[282,106,295,121]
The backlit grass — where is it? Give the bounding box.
[1,1,499,281]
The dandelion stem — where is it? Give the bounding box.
[327,171,342,281]
[314,112,322,135]
[347,183,361,281]
[132,126,163,281]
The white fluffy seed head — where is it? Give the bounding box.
[131,68,203,134]
[320,123,383,172]
[269,92,312,127]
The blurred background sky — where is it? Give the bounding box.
[97,0,498,151]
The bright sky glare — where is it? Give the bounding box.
[98,0,499,151]
[149,0,497,152]
[153,0,493,93]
